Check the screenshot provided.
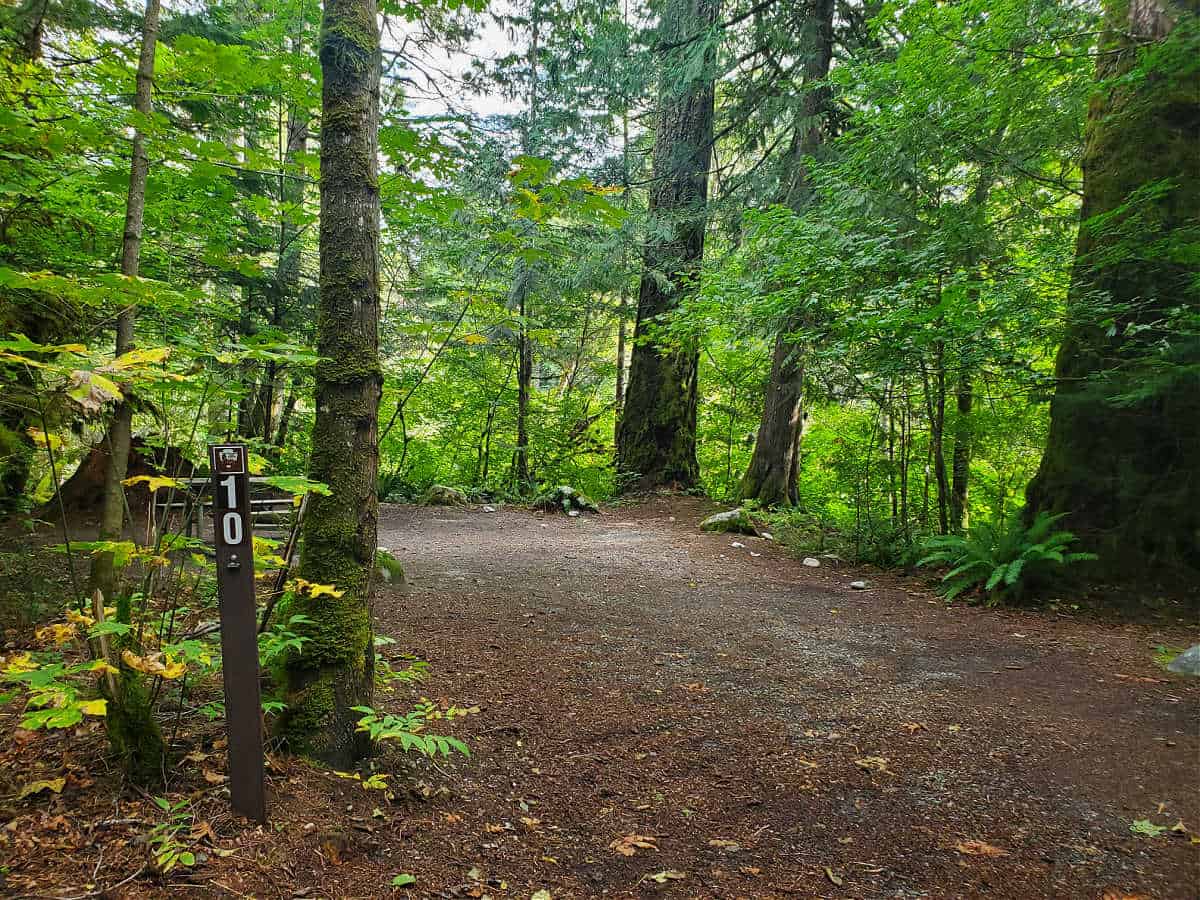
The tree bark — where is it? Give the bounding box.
[512,260,533,491]
[739,0,834,507]
[615,0,718,492]
[280,0,382,766]
[509,0,540,493]
[88,0,164,784]
[949,367,972,531]
[1025,0,1200,587]
[91,0,160,600]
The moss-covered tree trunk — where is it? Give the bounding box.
[739,0,834,507]
[279,0,381,766]
[1025,0,1200,586]
[615,0,718,492]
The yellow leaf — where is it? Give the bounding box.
[121,649,186,679]
[462,333,488,345]
[103,347,170,370]
[66,609,95,627]
[122,475,181,493]
[35,622,77,645]
[26,428,63,450]
[307,582,344,598]
[78,698,107,716]
[89,660,119,675]
[3,652,37,674]
[17,778,66,799]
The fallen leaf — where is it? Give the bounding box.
[121,649,186,679]
[391,873,416,887]
[78,698,107,717]
[202,770,227,784]
[899,721,927,733]
[708,839,740,851]
[825,866,844,886]
[854,756,893,775]
[484,822,510,834]
[739,866,761,876]
[643,870,685,884]
[1171,820,1189,835]
[16,778,65,800]
[520,816,541,831]
[1100,892,1150,900]
[610,833,658,856]
[1129,819,1167,838]
[954,840,1009,857]
[531,891,552,900]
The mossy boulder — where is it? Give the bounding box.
[533,485,599,515]
[422,484,468,506]
[700,508,758,535]
[375,548,404,584]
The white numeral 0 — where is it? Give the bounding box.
[222,511,243,545]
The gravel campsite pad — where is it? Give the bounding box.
[1,497,1196,898]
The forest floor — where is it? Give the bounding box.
[2,496,1198,898]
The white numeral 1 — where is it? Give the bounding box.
[220,474,238,508]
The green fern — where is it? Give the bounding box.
[916,512,1098,605]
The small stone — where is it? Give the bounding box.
[761,532,774,541]
[731,541,745,549]
[567,509,580,518]
[482,504,496,513]
[669,516,676,522]
[1166,645,1200,677]
[849,580,868,590]
[803,557,821,568]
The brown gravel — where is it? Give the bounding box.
[2,496,1197,898]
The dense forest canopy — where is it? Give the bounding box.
[0,0,1196,779]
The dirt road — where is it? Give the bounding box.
[360,498,1199,898]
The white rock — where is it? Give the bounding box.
[1167,645,1200,677]
[731,541,745,548]
[749,551,761,558]
[849,580,868,590]
[482,504,496,513]
[761,532,774,541]
[567,509,580,518]
[803,557,821,568]
[700,508,755,534]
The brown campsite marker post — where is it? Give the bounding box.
[209,443,267,824]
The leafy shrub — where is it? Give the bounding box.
[916,512,1097,604]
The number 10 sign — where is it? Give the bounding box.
[208,443,267,823]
